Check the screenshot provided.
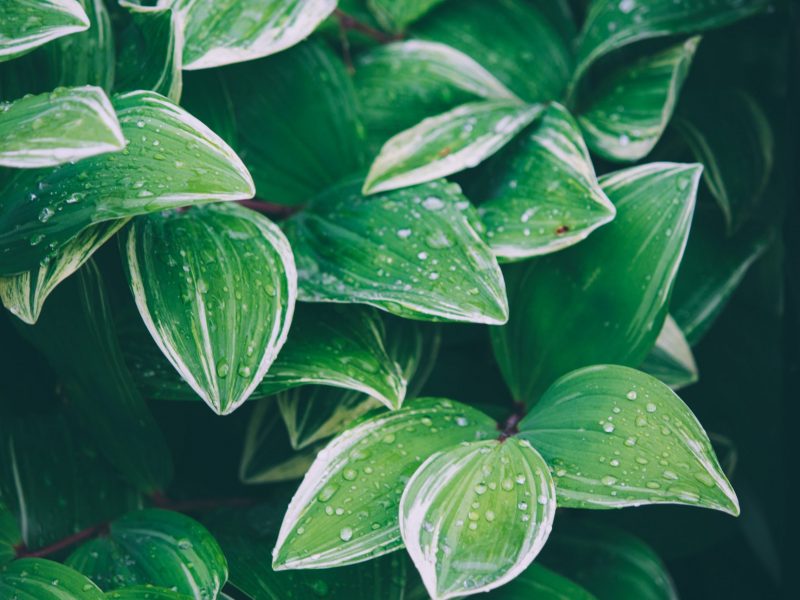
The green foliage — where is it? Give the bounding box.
[0,1,788,599]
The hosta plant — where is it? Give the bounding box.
[0,1,788,599]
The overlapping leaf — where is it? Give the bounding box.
[0,503,20,565]
[0,558,104,599]
[485,564,596,599]
[367,0,445,32]
[0,0,89,62]
[640,315,698,390]
[283,178,508,324]
[105,587,192,600]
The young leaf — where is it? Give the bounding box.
[66,509,227,598]
[574,0,769,81]
[0,86,124,168]
[124,202,297,415]
[400,438,556,599]
[363,100,542,195]
[518,365,739,515]
[176,0,336,70]
[0,0,89,63]
[367,0,446,32]
[283,178,508,324]
[0,90,255,276]
[0,558,104,599]
[104,587,192,600]
[478,102,616,261]
[484,563,596,600]
[272,398,496,569]
[0,503,21,565]
[577,37,700,162]
[640,315,698,390]
[491,162,701,405]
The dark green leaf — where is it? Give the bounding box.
[640,315,698,390]
[105,586,192,600]
[367,0,445,32]
[0,558,104,599]
[0,0,89,63]
[0,503,21,565]
[491,162,701,404]
[484,563,597,600]
[518,365,739,514]
[283,178,508,324]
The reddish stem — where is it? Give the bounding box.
[236,199,302,218]
[498,402,526,441]
[334,9,403,44]
[15,523,107,558]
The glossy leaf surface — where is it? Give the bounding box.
[484,563,596,600]
[0,0,89,62]
[105,587,192,600]
[367,0,445,32]
[640,315,698,390]
[0,558,103,599]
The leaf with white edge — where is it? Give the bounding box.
[640,315,698,390]
[573,0,769,82]
[484,563,597,600]
[478,102,616,261]
[0,558,104,599]
[176,0,336,70]
[367,0,446,32]
[66,509,227,598]
[400,438,556,600]
[0,86,124,168]
[674,88,773,233]
[491,162,701,405]
[0,503,21,565]
[105,587,192,600]
[124,202,296,415]
[283,178,508,324]
[272,398,496,569]
[0,90,255,276]
[354,40,517,150]
[363,100,542,194]
[577,36,700,162]
[518,365,739,515]
[0,0,89,62]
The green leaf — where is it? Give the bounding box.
[518,365,739,515]
[674,88,773,233]
[574,0,769,82]
[283,178,508,324]
[577,37,700,162]
[383,316,441,399]
[491,162,701,405]
[272,398,496,569]
[0,90,255,276]
[478,102,616,261]
[66,509,227,598]
[105,586,192,600]
[354,40,517,150]
[367,0,446,32]
[484,563,597,600]
[0,0,89,63]
[640,315,698,390]
[0,85,124,168]
[182,40,364,207]
[0,503,21,565]
[176,0,336,70]
[400,438,555,599]
[0,558,104,599]
[123,202,296,415]
[412,0,573,103]
[363,100,542,194]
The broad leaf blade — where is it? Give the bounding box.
[367,0,446,32]
[578,37,700,162]
[0,503,21,565]
[640,315,698,390]
[283,178,508,324]
[272,398,496,569]
[400,438,556,599]
[0,558,103,599]
[518,365,739,515]
[491,162,701,405]
[479,102,616,261]
[0,0,89,62]
[124,202,296,415]
[363,100,541,194]
[484,563,597,599]
[0,86,124,168]
[104,587,192,600]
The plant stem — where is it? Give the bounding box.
[334,9,403,44]
[498,402,526,441]
[15,523,106,558]
[236,199,301,219]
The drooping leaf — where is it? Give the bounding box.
[176,0,336,70]
[674,88,773,233]
[363,100,541,195]
[283,178,508,324]
[478,102,616,261]
[66,509,227,598]
[0,85,124,168]
[0,90,254,275]
[640,315,698,390]
[383,316,441,399]
[272,398,496,569]
[518,365,739,515]
[577,37,700,162]
[491,162,701,405]
[105,586,192,600]
[354,40,517,150]
[0,503,21,565]
[123,202,296,415]
[412,0,573,103]
[0,0,89,63]
[0,558,104,599]
[484,563,597,600]
[182,40,364,207]
[574,0,769,81]
[367,0,445,32]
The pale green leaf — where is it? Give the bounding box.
[400,438,555,599]
[478,102,616,261]
[283,178,508,324]
[518,365,739,515]
[0,85,124,168]
[640,315,698,390]
[484,563,597,600]
[0,0,89,62]
[367,0,445,32]
[0,558,104,599]
[0,503,21,565]
[272,398,496,569]
[363,100,541,194]
[123,202,296,415]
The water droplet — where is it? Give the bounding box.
[396,228,412,239]
[485,510,495,522]
[318,485,337,502]
[626,390,638,400]
[646,402,657,413]
[216,360,229,378]
[663,470,679,481]
[422,196,444,210]
[339,527,353,541]
[602,422,615,433]
[38,207,54,222]
[601,475,618,486]
[624,437,637,447]
[343,468,357,481]
[501,479,514,491]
